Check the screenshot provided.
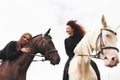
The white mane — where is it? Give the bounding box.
[68,30,98,80]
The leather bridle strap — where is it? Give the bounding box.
[96,46,119,57]
[44,49,58,55]
[101,29,117,35]
[95,29,119,59]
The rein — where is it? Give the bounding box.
[26,49,57,57]
[77,54,100,58]
[25,49,58,62]
[78,28,119,59]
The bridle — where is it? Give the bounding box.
[38,36,58,59]
[26,34,58,62]
[78,28,119,59]
[95,29,119,59]
[41,49,58,61]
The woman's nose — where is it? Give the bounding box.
[24,38,28,42]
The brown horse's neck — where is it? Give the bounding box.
[15,40,38,72]
[14,52,36,72]
[14,52,36,80]
[0,51,36,80]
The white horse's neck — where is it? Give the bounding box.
[74,29,100,56]
[69,29,100,80]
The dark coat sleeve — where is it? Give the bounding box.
[64,39,74,58]
[64,36,83,58]
[64,39,71,57]
[5,41,23,60]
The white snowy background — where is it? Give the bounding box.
[0,0,120,80]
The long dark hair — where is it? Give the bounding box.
[66,20,86,37]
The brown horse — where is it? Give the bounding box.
[0,29,60,80]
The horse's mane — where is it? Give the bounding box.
[25,34,43,47]
[31,34,42,39]
[31,34,52,39]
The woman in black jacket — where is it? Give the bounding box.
[0,33,32,61]
[63,20,100,80]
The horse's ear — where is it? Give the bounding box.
[101,15,107,28]
[44,28,51,36]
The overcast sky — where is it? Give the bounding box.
[0,0,120,80]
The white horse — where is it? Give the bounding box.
[68,15,119,80]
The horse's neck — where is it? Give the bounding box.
[72,30,99,79]
[74,33,92,56]
[0,54,35,80]
[74,29,100,55]
[74,29,101,63]
[11,52,35,72]
[15,40,37,71]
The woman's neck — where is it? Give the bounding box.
[69,33,74,36]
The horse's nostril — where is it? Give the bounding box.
[112,57,116,61]
[104,56,108,60]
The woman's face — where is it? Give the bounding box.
[66,25,74,36]
[20,34,31,46]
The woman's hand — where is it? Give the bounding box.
[21,47,32,53]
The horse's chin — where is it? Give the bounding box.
[50,61,57,65]
[50,60,60,65]
[50,53,60,65]
[50,62,55,65]
[105,65,115,68]
[49,58,60,65]
[105,61,119,68]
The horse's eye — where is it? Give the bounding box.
[106,34,111,38]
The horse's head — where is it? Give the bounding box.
[34,29,60,65]
[96,15,119,67]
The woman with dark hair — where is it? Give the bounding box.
[63,20,100,80]
[63,20,86,80]
[0,33,32,61]
[64,20,86,59]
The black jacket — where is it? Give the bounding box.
[0,41,23,61]
[64,35,83,58]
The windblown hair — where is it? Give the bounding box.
[66,20,86,37]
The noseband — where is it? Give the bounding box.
[42,49,58,59]
[95,29,119,58]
